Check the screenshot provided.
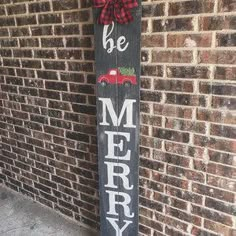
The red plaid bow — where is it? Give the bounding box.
[94,0,138,25]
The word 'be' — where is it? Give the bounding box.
[103,22,129,54]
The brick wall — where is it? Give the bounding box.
[0,0,235,235]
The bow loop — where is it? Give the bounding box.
[94,0,138,25]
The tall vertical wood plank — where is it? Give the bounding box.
[94,2,141,235]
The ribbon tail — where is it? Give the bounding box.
[114,4,133,24]
[98,2,114,25]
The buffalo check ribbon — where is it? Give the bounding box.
[94,0,138,25]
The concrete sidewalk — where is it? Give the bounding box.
[0,185,98,236]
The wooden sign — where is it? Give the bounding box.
[93,2,141,235]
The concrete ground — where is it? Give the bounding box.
[0,185,98,236]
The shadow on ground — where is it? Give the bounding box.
[0,185,98,236]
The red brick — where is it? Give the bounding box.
[167,186,203,205]
[167,66,210,79]
[141,65,163,77]
[142,3,164,17]
[156,212,189,232]
[0,6,6,16]
[194,134,236,153]
[214,66,236,80]
[192,205,233,226]
[0,17,15,27]
[7,4,26,15]
[52,0,78,11]
[212,96,236,110]
[169,0,214,15]
[166,93,206,107]
[164,142,189,157]
[199,81,236,96]
[191,227,218,236]
[207,162,236,179]
[208,149,235,165]
[142,20,148,33]
[166,227,189,236]
[152,50,193,63]
[205,197,236,215]
[165,118,206,134]
[140,216,163,232]
[197,108,236,125]
[192,183,235,203]
[16,15,36,26]
[153,150,190,168]
[153,172,189,190]
[29,2,51,13]
[218,0,236,12]
[167,33,212,48]
[38,13,62,24]
[139,224,152,235]
[63,10,91,23]
[141,35,164,47]
[154,104,192,119]
[199,16,236,31]
[199,50,236,64]
[207,175,236,192]
[153,18,194,32]
[153,127,190,143]
[204,219,236,235]
[169,197,188,211]
[141,91,161,102]
[217,33,236,47]
[166,206,201,226]
[210,124,236,139]
[167,165,205,183]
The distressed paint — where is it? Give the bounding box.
[93,2,142,236]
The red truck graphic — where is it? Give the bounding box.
[98,68,137,86]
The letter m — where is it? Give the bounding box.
[99,98,136,128]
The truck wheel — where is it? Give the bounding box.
[124,81,131,87]
[101,80,107,87]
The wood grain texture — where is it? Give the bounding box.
[94,2,141,235]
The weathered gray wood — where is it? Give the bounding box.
[93,2,141,235]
